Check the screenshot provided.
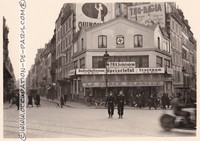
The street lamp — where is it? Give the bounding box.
[103,50,109,97]
[182,67,186,103]
[164,67,168,93]
[182,67,186,87]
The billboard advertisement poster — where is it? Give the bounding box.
[76,3,115,31]
[128,3,166,27]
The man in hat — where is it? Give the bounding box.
[105,91,116,118]
[117,90,125,118]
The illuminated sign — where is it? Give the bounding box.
[128,3,166,27]
[76,3,114,31]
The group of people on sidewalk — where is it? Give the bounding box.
[5,93,41,110]
[27,94,41,108]
[105,90,125,119]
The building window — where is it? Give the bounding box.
[92,56,149,68]
[69,50,71,62]
[98,35,107,48]
[68,17,71,29]
[134,34,143,47]
[182,48,187,59]
[73,41,78,53]
[65,22,68,32]
[92,56,104,68]
[61,41,63,52]
[62,24,65,36]
[66,53,68,63]
[81,38,84,50]
[69,34,71,45]
[167,42,170,53]
[164,59,170,68]
[172,20,174,31]
[63,39,66,50]
[80,57,85,68]
[132,56,148,67]
[192,54,195,64]
[156,56,162,67]
[74,60,78,69]
[158,37,160,49]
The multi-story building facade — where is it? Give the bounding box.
[126,2,196,95]
[50,31,56,83]
[26,64,37,93]
[3,17,16,103]
[42,43,52,98]
[55,4,74,100]
[49,30,57,100]
[26,2,196,104]
[70,17,173,103]
[165,3,183,93]
[178,9,197,96]
[34,48,45,96]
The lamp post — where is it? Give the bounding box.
[182,67,186,103]
[164,67,168,93]
[103,50,109,97]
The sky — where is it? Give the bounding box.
[0,0,200,81]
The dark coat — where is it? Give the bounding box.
[28,95,33,105]
[117,95,125,106]
[60,97,64,105]
[106,96,116,107]
[35,94,40,105]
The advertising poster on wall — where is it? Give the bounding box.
[128,2,166,27]
[76,3,115,31]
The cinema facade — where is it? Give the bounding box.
[68,17,173,102]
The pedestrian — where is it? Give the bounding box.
[15,93,19,110]
[149,95,157,110]
[161,93,167,109]
[166,93,170,108]
[60,96,64,108]
[117,91,125,119]
[105,91,116,118]
[35,94,41,107]
[64,94,67,103]
[137,93,142,108]
[27,94,33,107]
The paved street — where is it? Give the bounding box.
[4,99,196,139]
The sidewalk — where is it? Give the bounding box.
[3,102,14,109]
[41,97,90,109]
[41,97,168,110]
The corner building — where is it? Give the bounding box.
[70,17,173,103]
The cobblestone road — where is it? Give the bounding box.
[3,99,196,139]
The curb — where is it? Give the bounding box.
[41,97,73,108]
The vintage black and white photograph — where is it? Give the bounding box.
[1,0,199,140]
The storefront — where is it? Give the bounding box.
[70,67,173,104]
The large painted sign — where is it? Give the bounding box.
[128,3,166,27]
[76,67,168,75]
[107,62,136,68]
[76,3,115,31]
[82,81,164,87]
